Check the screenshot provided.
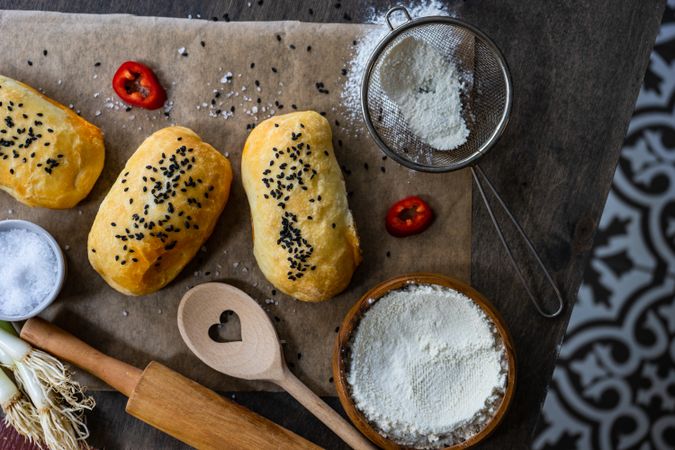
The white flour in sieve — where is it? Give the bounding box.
[340,0,457,129]
[347,284,507,448]
[378,36,469,150]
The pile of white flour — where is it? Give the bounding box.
[379,36,469,150]
[347,284,507,448]
[340,0,457,127]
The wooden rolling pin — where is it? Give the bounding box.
[21,317,320,450]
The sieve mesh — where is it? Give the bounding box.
[362,17,512,172]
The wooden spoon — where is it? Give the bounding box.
[177,282,375,450]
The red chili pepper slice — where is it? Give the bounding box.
[385,196,434,237]
[112,61,166,110]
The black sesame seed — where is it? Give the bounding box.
[271,67,277,73]
[95,62,101,67]
[386,251,391,258]
[307,46,312,52]
[43,50,48,56]
[27,60,33,66]
[250,62,255,68]
[289,44,296,50]
[276,34,282,42]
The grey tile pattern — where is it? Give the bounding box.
[533,3,675,449]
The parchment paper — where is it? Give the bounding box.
[0,11,471,395]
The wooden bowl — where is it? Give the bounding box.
[332,273,516,449]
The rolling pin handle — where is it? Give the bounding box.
[20,317,143,397]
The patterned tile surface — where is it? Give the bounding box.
[533,3,675,450]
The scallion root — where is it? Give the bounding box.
[24,350,95,414]
[14,359,93,450]
[38,406,81,450]
[2,393,43,446]
[0,328,94,449]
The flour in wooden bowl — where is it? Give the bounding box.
[346,283,507,448]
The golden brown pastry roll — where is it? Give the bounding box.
[242,111,361,302]
[88,126,232,296]
[0,74,104,208]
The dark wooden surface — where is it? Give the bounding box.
[0,1,665,449]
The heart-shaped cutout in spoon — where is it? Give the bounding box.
[208,310,242,343]
[177,282,375,450]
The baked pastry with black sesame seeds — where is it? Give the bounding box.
[242,111,361,302]
[88,126,232,296]
[0,75,104,208]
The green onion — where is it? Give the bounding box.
[0,321,15,336]
[0,326,94,450]
[0,367,42,445]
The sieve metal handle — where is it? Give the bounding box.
[385,6,412,30]
[471,165,564,318]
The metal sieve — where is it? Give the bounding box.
[361,6,564,318]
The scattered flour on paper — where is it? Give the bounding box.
[379,36,469,150]
[347,284,507,448]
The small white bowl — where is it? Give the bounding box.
[0,220,66,321]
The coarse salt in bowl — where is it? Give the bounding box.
[0,220,66,321]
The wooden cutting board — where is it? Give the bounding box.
[0,10,471,395]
